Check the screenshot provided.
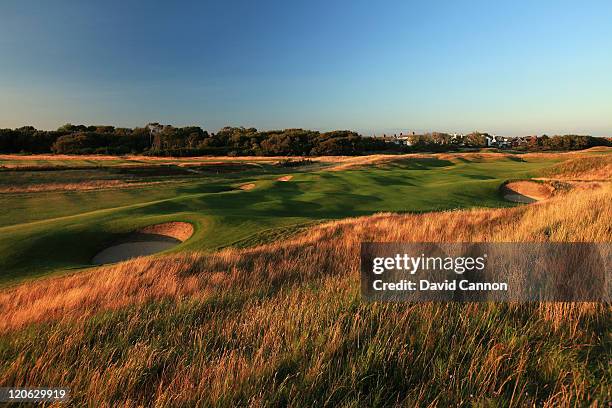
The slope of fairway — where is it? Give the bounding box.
[0,155,561,285]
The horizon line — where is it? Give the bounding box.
[1,122,609,139]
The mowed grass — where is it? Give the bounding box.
[0,184,609,406]
[0,154,566,285]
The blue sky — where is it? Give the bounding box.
[1,0,611,136]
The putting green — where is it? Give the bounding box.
[0,155,561,285]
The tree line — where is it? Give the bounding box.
[0,124,609,156]
[403,131,610,151]
[0,124,394,156]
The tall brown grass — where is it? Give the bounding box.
[4,148,610,170]
[2,184,610,330]
[0,184,610,406]
[0,179,172,193]
[541,155,612,180]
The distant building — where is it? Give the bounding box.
[397,136,413,146]
[486,135,512,148]
[450,133,464,144]
[511,136,531,147]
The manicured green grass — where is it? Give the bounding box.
[0,155,559,285]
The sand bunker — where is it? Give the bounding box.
[503,181,554,203]
[239,183,256,190]
[136,222,194,241]
[92,222,193,265]
[277,175,293,181]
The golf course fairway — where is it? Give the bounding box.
[0,154,564,285]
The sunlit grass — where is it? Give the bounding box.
[0,183,609,406]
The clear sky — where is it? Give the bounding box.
[1,0,611,136]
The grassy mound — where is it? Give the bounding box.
[541,155,612,180]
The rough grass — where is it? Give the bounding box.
[0,179,171,193]
[0,185,610,407]
[541,155,612,180]
[3,148,604,171]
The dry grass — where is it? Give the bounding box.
[321,154,420,170]
[129,155,298,163]
[0,154,126,161]
[0,180,168,193]
[0,178,610,406]
[321,149,612,171]
[3,148,610,172]
[0,185,609,333]
[541,155,612,180]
